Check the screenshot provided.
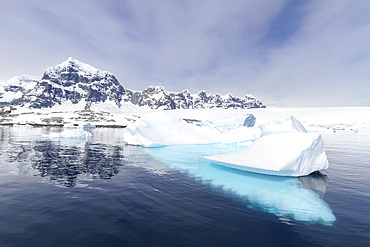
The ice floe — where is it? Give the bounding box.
[42,129,92,139]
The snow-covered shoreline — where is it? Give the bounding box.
[174,107,370,133]
[1,104,370,133]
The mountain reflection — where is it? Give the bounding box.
[31,141,124,187]
[1,128,125,188]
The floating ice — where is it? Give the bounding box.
[127,113,329,176]
[307,121,370,133]
[13,124,33,128]
[82,123,96,130]
[145,143,336,225]
[123,112,260,147]
[197,114,256,131]
[64,123,79,129]
[204,132,328,177]
[258,115,307,137]
[64,123,96,130]
[42,129,92,139]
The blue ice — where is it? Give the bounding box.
[144,143,336,225]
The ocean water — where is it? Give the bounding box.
[0,126,369,247]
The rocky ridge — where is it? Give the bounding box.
[0,58,265,110]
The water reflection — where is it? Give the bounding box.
[144,144,336,225]
[0,127,125,187]
[32,141,123,187]
[0,126,335,225]
[299,172,329,199]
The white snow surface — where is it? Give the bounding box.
[258,115,307,136]
[123,109,330,176]
[0,75,38,102]
[123,112,260,147]
[197,114,256,131]
[0,91,23,102]
[46,57,109,78]
[0,74,38,88]
[204,132,328,177]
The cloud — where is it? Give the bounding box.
[0,0,369,106]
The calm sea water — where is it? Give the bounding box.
[0,126,369,247]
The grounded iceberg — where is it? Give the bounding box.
[197,114,256,130]
[124,112,329,177]
[123,112,260,147]
[204,132,329,177]
[258,115,308,136]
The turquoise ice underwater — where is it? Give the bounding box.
[144,143,336,225]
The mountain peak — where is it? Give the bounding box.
[45,58,109,78]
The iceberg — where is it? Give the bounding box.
[258,115,307,137]
[205,116,328,177]
[123,112,260,147]
[125,112,335,224]
[126,113,328,176]
[204,132,328,177]
[145,143,335,225]
[197,114,256,131]
[42,129,92,139]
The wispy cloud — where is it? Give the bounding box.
[0,0,369,106]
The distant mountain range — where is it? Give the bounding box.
[0,58,266,110]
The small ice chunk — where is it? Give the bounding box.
[204,132,329,177]
[13,124,33,128]
[259,116,307,137]
[42,129,92,139]
[243,114,256,127]
[64,123,80,129]
[83,123,96,129]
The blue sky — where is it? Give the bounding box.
[0,0,369,107]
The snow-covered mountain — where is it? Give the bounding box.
[0,58,265,110]
[2,58,124,109]
[122,86,265,109]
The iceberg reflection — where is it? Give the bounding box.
[144,144,336,225]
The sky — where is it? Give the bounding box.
[0,0,369,107]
